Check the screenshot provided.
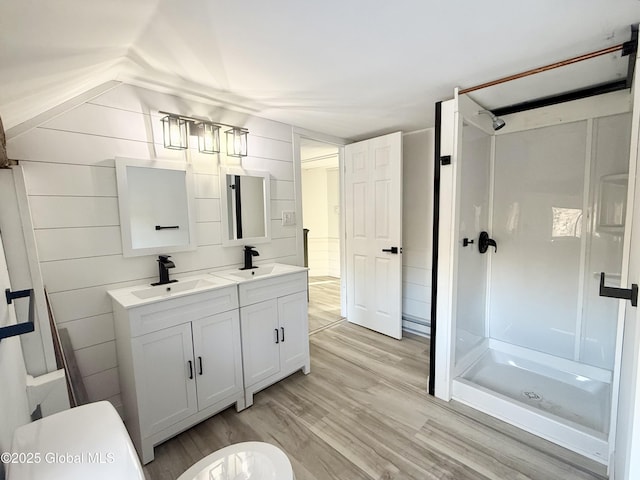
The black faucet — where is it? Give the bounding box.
[241,246,259,270]
[151,255,177,285]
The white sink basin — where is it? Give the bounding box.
[131,278,217,299]
[108,275,235,308]
[211,263,307,283]
[228,265,277,279]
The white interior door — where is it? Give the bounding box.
[345,131,403,339]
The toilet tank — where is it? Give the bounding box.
[6,401,144,480]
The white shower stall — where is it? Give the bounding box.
[434,90,634,466]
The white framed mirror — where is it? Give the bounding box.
[115,157,196,257]
[220,168,271,246]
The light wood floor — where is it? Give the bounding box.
[308,276,343,333]
[143,321,606,480]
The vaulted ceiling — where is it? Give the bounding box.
[1,1,639,140]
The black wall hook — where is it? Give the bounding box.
[599,272,638,307]
[478,231,497,254]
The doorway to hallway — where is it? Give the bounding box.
[300,138,343,334]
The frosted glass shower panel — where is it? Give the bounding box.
[491,121,588,359]
[455,123,491,364]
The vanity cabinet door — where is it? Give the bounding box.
[192,310,243,410]
[132,323,197,437]
[240,299,280,386]
[278,291,309,374]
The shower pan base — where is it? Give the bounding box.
[453,345,611,464]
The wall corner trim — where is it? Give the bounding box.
[5,81,122,141]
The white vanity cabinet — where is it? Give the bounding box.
[109,281,244,464]
[236,271,310,406]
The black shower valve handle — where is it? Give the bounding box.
[478,231,497,254]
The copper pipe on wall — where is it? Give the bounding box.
[459,43,625,95]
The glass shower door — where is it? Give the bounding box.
[454,121,492,366]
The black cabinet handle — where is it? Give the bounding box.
[275,328,279,344]
[599,272,638,307]
[198,356,203,375]
[281,327,285,342]
[188,360,193,379]
[155,225,180,230]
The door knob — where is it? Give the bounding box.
[382,247,400,254]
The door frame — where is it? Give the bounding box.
[293,128,348,317]
[0,231,32,452]
[614,49,640,479]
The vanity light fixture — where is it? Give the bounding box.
[159,111,248,157]
[161,114,188,150]
[226,127,248,157]
[198,122,221,154]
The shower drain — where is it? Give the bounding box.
[522,391,542,401]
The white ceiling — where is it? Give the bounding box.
[1,1,639,140]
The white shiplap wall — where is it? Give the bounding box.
[6,84,299,408]
[402,129,434,336]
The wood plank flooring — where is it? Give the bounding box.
[308,276,343,333]
[143,321,607,480]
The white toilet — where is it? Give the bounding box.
[7,401,144,480]
[7,402,294,480]
[177,441,295,480]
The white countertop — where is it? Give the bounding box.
[107,264,308,309]
[210,263,308,283]
[107,274,237,309]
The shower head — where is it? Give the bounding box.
[492,116,506,131]
[478,110,506,131]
